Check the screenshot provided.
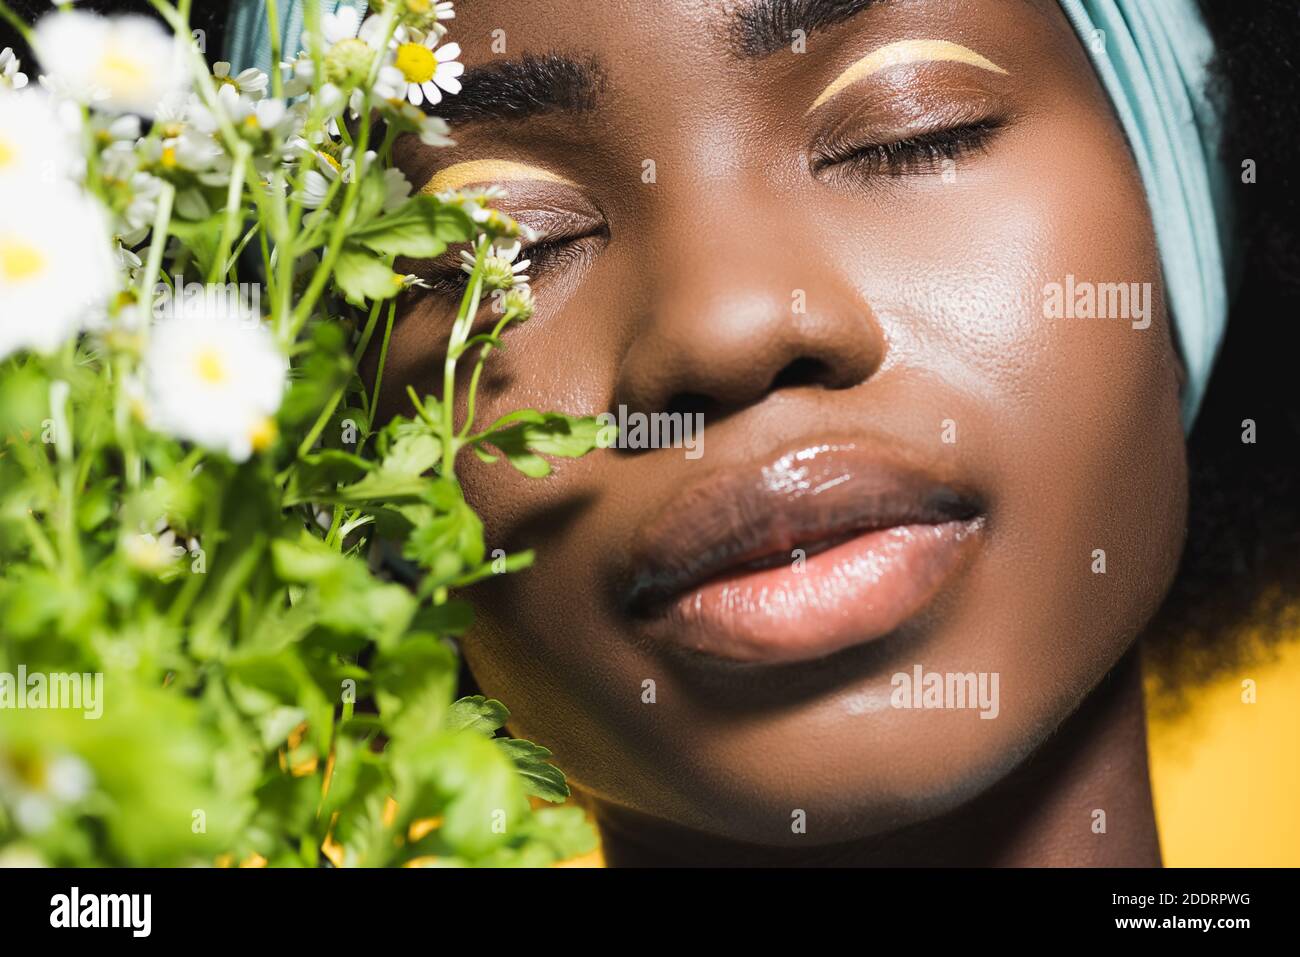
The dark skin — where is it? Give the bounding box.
[371,0,1185,865]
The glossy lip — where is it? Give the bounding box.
[625,442,985,665]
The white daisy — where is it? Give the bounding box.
[322,6,364,45]
[211,61,268,99]
[149,96,225,177]
[495,282,535,320]
[0,47,28,90]
[90,112,142,156]
[461,239,530,291]
[0,752,94,835]
[379,34,462,107]
[0,90,78,189]
[142,307,287,461]
[0,185,118,360]
[379,97,454,147]
[295,144,369,209]
[123,528,184,574]
[33,11,189,117]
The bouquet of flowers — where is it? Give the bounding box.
[0,0,600,866]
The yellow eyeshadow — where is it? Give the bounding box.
[420,159,579,194]
[808,39,1009,113]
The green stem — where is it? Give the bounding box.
[19,512,58,572]
[265,0,284,99]
[208,141,250,283]
[294,295,388,459]
[459,309,520,439]
[0,0,33,46]
[368,299,397,420]
[287,10,400,337]
[139,182,176,303]
[441,241,489,472]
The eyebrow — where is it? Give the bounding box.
[425,52,605,125]
[730,0,886,57]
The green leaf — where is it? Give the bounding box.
[372,635,457,742]
[258,705,308,749]
[331,471,431,503]
[333,245,402,304]
[447,695,510,734]
[350,197,474,258]
[521,806,599,860]
[496,737,570,803]
[271,536,346,583]
[403,498,484,575]
[479,413,603,479]
[381,432,440,477]
[282,450,373,507]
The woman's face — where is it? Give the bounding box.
[378,0,1188,847]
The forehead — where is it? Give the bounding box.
[445,0,1065,87]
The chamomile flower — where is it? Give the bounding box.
[33,11,188,117]
[295,144,373,208]
[496,282,535,320]
[0,47,28,90]
[461,239,530,291]
[191,84,291,139]
[379,34,462,107]
[211,61,268,99]
[142,308,287,461]
[148,96,225,178]
[378,98,454,147]
[123,528,184,575]
[89,112,141,159]
[0,90,77,188]
[438,185,506,224]
[0,185,118,360]
[0,751,94,835]
[322,6,365,45]
[376,0,456,38]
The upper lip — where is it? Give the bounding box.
[624,440,982,615]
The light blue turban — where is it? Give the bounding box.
[1058,0,1235,427]
[226,0,1235,427]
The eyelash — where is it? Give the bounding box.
[816,119,1005,179]
[418,235,597,299]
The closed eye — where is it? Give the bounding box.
[815,118,1005,181]
[412,228,607,300]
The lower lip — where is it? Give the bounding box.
[652,520,982,664]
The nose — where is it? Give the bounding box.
[613,197,885,419]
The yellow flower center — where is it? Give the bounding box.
[249,417,277,452]
[0,237,46,282]
[243,114,261,131]
[160,146,178,169]
[395,43,436,84]
[194,348,227,385]
[319,151,342,173]
[95,46,151,99]
[0,135,14,168]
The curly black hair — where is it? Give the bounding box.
[1140,0,1300,714]
[3,0,1297,710]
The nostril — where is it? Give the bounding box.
[769,356,833,392]
[664,392,716,420]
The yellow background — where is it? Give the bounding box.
[1147,637,1300,867]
